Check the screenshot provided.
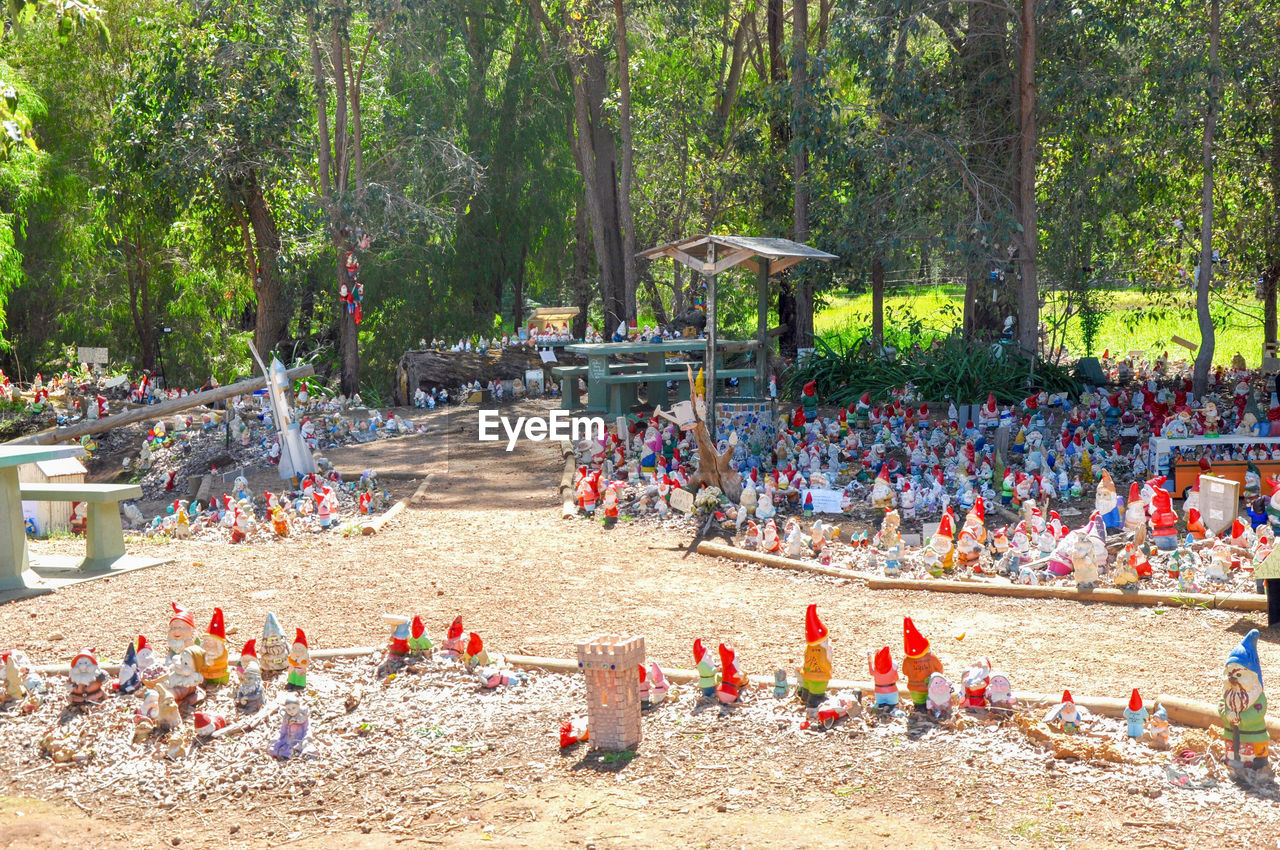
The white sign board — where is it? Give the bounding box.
[78,346,108,364]
[669,488,695,514]
[539,348,558,364]
[802,488,845,514]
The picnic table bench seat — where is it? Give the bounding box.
[20,482,142,570]
[597,368,757,411]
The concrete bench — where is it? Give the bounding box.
[597,369,757,414]
[20,482,143,570]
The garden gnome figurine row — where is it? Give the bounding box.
[799,605,832,708]
[902,618,943,711]
[1221,628,1270,774]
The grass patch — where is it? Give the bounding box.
[817,286,1262,367]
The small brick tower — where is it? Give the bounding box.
[576,634,645,752]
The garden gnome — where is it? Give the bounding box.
[286,629,309,690]
[1123,482,1146,546]
[799,604,832,708]
[1124,688,1149,739]
[409,615,432,653]
[386,617,411,656]
[1221,628,1270,772]
[234,640,264,713]
[1149,488,1179,551]
[867,646,899,709]
[693,638,720,698]
[115,641,142,695]
[135,635,167,686]
[3,653,26,702]
[902,618,943,711]
[1145,704,1171,749]
[647,662,669,706]
[167,601,197,658]
[925,672,953,719]
[260,612,288,673]
[716,643,748,705]
[1044,690,1083,733]
[960,657,991,709]
[168,647,206,709]
[440,616,466,659]
[464,632,490,667]
[1071,532,1099,590]
[153,682,182,731]
[67,648,107,705]
[1095,469,1121,529]
[194,711,227,738]
[986,672,1015,709]
[270,693,313,759]
[202,608,229,686]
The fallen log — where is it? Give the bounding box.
[362,477,431,535]
[9,365,316,446]
[696,540,1266,611]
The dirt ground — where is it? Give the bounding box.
[3,400,1280,848]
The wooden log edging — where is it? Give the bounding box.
[559,440,577,518]
[361,476,431,535]
[696,540,1267,612]
[29,644,1258,735]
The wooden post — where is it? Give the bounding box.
[756,261,769,397]
[705,244,718,436]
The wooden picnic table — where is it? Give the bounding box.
[0,444,84,592]
[564,339,758,416]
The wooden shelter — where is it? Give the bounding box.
[526,306,580,334]
[638,235,837,430]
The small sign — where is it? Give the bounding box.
[78,346,108,365]
[1171,335,1198,351]
[802,488,845,514]
[539,348,558,364]
[1255,546,1280,580]
[669,488,695,514]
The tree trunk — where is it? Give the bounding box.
[613,0,638,327]
[513,240,527,328]
[791,0,812,350]
[1193,0,1219,397]
[871,255,885,343]
[243,171,286,361]
[1016,0,1038,355]
[1265,62,1280,349]
[571,198,591,340]
[777,276,796,357]
[767,0,795,355]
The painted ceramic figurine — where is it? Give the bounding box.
[773,668,789,699]
[260,612,288,673]
[1221,628,1270,773]
[867,646,899,709]
[716,643,747,705]
[693,638,720,698]
[1124,688,1148,739]
[902,617,943,711]
[1044,690,1083,733]
[286,628,309,690]
[386,616,411,656]
[235,639,264,713]
[647,662,669,706]
[269,693,314,759]
[67,647,107,705]
[1145,704,1171,750]
[202,608,229,686]
[1149,488,1179,551]
[960,657,991,709]
[168,602,197,658]
[799,604,832,708]
[3,652,26,703]
[985,672,1015,709]
[135,635,167,686]
[168,647,206,709]
[409,615,433,654]
[115,640,142,695]
[925,672,953,719]
[441,616,466,659]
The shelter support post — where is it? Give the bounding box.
[756,263,769,396]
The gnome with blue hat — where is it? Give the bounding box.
[1220,629,1271,773]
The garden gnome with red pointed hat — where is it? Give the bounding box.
[1124,688,1148,738]
[1149,487,1179,550]
[286,629,309,690]
[1044,690,1083,733]
[235,639,263,712]
[799,604,832,708]
[801,380,818,421]
[167,601,197,659]
[867,646,899,708]
[202,608,229,685]
[902,617,943,711]
[693,638,719,697]
[441,616,466,659]
[409,615,433,653]
[716,643,748,705]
